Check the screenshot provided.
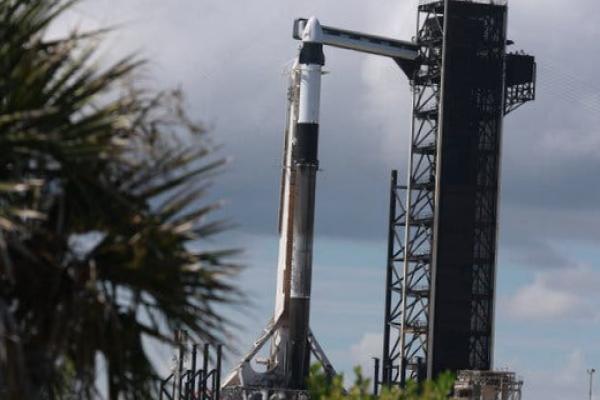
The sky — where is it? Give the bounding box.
[55,1,600,399]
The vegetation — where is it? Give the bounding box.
[308,365,455,400]
[0,0,238,399]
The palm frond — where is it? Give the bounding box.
[0,1,241,399]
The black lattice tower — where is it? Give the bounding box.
[381,0,535,387]
[381,2,443,385]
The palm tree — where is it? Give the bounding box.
[0,1,239,398]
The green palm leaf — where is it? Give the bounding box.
[0,1,240,399]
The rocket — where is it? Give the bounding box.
[223,15,418,395]
[223,17,332,392]
[284,16,324,388]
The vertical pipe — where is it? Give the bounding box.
[211,373,217,400]
[186,370,193,400]
[287,17,325,390]
[191,345,198,396]
[373,357,380,396]
[198,370,205,400]
[216,345,222,400]
[591,373,593,400]
[203,344,210,400]
[177,342,185,398]
[381,170,398,387]
[588,369,595,400]
[172,372,177,400]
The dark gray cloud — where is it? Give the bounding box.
[56,0,415,241]
[57,0,600,255]
[500,237,571,270]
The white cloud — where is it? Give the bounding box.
[523,349,596,400]
[350,332,383,375]
[507,279,580,319]
[506,264,600,320]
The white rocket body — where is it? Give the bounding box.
[223,17,327,391]
[274,17,324,388]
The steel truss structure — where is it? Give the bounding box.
[381,0,536,388]
[381,2,443,386]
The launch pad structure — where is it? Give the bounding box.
[380,0,535,388]
[216,0,537,399]
[453,370,523,400]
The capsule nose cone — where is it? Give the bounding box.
[302,16,323,43]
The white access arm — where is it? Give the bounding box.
[293,18,419,62]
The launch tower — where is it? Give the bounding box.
[381,0,536,387]
[221,0,536,398]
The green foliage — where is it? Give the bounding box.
[0,0,239,398]
[308,364,455,400]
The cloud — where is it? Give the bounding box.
[52,0,600,249]
[501,238,571,270]
[500,205,600,248]
[523,349,596,400]
[350,332,383,376]
[506,264,600,321]
[507,278,580,320]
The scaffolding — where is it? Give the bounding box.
[381,0,444,386]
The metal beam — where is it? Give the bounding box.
[293,18,419,62]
